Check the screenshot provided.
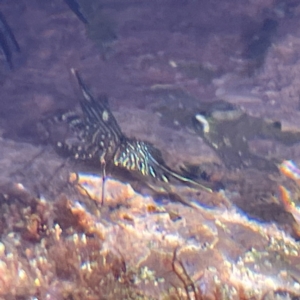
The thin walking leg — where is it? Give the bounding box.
[100,156,106,206]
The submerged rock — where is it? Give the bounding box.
[0,138,299,299]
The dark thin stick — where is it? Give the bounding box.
[64,0,89,24]
[171,247,200,300]
[0,11,20,52]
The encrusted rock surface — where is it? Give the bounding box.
[0,138,299,299]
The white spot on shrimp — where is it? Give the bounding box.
[102,110,109,122]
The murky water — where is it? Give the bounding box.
[0,0,300,298]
